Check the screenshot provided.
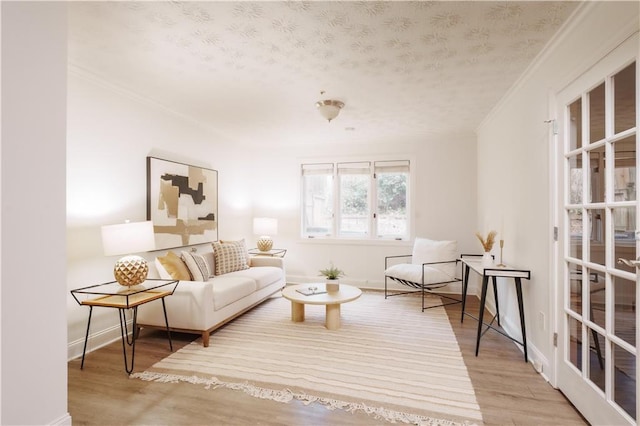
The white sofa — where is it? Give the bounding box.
[137,246,285,347]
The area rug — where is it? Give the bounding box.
[131,291,483,426]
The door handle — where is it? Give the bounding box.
[617,257,640,267]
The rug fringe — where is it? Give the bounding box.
[131,371,478,426]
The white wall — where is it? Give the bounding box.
[66,68,478,357]
[66,70,250,357]
[245,136,478,288]
[1,2,70,425]
[476,1,639,379]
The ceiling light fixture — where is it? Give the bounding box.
[315,97,345,123]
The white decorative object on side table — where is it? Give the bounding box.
[253,217,278,252]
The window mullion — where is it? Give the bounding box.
[371,167,377,238]
[333,169,338,238]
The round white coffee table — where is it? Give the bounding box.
[281,283,362,330]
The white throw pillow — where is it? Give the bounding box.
[181,251,212,282]
[411,238,457,277]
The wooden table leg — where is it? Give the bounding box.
[291,301,305,322]
[325,303,341,330]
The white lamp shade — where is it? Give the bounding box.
[253,217,278,236]
[101,220,156,256]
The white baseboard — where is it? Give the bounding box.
[486,306,550,382]
[67,321,130,361]
[49,413,72,426]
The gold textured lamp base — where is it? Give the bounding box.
[113,255,149,287]
[256,236,273,252]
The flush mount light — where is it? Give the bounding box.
[315,99,345,123]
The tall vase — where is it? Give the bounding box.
[482,252,493,266]
[326,279,340,292]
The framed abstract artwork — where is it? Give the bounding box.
[147,157,218,250]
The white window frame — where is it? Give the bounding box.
[337,161,372,238]
[300,158,411,241]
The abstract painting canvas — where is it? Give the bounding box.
[147,157,218,250]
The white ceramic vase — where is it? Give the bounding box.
[482,252,493,266]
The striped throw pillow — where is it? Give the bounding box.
[181,251,211,282]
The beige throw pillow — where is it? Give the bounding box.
[212,239,249,275]
[157,251,192,280]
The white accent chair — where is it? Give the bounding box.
[384,238,462,311]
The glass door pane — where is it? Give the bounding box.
[589,82,605,143]
[614,62,636,134]
[569,98,583,151]
[613,344,636,419]
[558,52,638,424]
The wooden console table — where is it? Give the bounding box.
[459,255,531,362]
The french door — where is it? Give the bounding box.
[556,34,638,425]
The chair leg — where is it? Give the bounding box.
[384,276,388,299]
[384,277,462,311]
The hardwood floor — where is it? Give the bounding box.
[68,295,587,425]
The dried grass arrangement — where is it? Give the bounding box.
[476,231,497,252]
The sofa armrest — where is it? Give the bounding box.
[249,256,284,269]
[138,279,215,331]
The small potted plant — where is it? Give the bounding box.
[319,263,345,292]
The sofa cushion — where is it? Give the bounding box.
[211,276,257,310]
[385,263,454,285]
[213,240,250,275]
[181,251,211,281]
[157,251,191,280]
[225,266,283,290]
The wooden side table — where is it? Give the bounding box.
[71,279,178,374]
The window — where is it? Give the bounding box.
[301,163,334,236]
[375,160,409,238]
[301,160,410,239]
[338,162,371,237]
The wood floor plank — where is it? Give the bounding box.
[68,294,586,425]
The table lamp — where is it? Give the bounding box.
[253,217,277,252]
[101,220,156,287]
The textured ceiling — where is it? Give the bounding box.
[68,1,580,146]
